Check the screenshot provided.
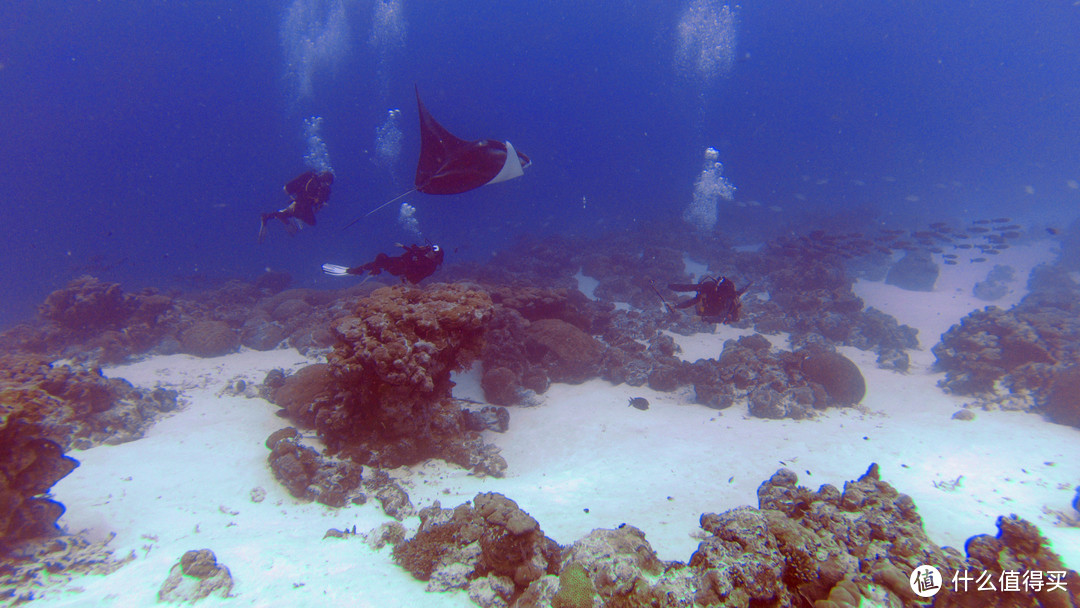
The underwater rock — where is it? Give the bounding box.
[37,275,137,330]
[525,318,603,384]
[265,427,364,508]
[365,521,407,550]
[239,317,287,351]
[0,532,134,602]
[179,320,239,358]
[254,269,292,294]
[393,492,561,597]
[482,366,521,406]
[934,305,1057,395]
[1045,364,1080,428]
[0,425,78,545]
[559,526,668,603]
[462,406,511,433]
[885,250,938,291]
[267,363,337,427]
[799,349,866,407]
[0,354,178,451]
[972,264,1015,302]
[157,549,233,603]
[271,298,313,323]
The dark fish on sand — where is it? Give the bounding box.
[628,397,650,411]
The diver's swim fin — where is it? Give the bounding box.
[322,264,351,276]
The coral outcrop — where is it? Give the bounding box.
[393,465,1080,608]
[392,492,562,603]
[933,262,1080,428]
[157,549,234,603]
[0,354,177,549]
[268,284,507,477]
[265,427,364,508]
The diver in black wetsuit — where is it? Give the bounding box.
[322,243,445,285]
[665,276,748,324]
[258,171,334,242]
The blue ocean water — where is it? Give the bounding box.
[2,0,1079,326]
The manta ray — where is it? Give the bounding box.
[344,86,531,228]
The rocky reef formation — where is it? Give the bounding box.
[0,533,134,603]
[0,353,178,550]
[392,492,562,604]
[480,287,611,404]
[750,248,919,370]
[393,465,1080,608]
[933,262,1080,427]
[266,284,508,478]
[0,273,372,367]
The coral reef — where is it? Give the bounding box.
[0,354,177,549]
[933,262,1080,423]
[0,533,134,603]
[269,284,507,476]
[0,424,78,546]
[394,465,1080,608]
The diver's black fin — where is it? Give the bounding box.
[342,188,418,231]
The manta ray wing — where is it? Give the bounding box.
[414,86,527,195]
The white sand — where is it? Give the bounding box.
[34,240,1080,606]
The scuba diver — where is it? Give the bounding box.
[258,170,334,242]
[653,276,749,325]
[322,243,445,285]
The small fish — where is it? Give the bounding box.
[628,397,650,411]
[943,260,958,265]
[992,217,1012,223]
[972,257,987,263]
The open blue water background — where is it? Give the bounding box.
[2,0,1079,326]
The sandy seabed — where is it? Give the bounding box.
[32,241,1080,607]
